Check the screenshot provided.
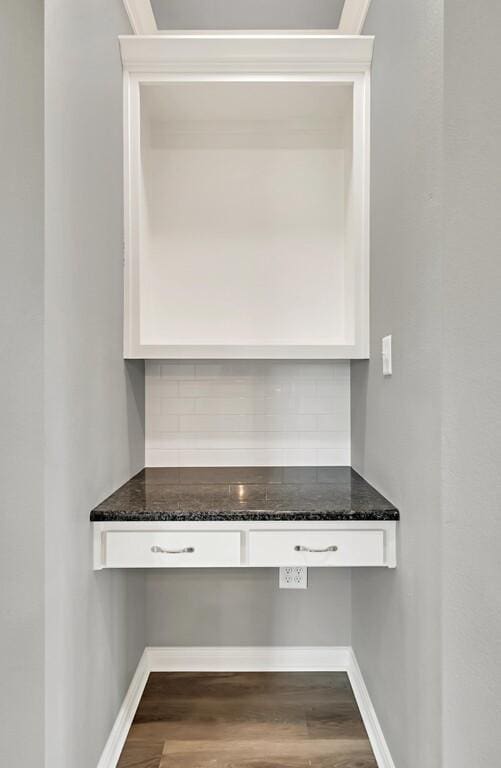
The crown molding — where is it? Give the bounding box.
[119,32,374,74]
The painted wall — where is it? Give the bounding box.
[350,2,443,767]
[0,2,44,765]
[151,0,344,30]
[44,2,145,767]
[146,361,350,467]
[147,568,351,646]
[442,1,501,764]
[10,2,498,764]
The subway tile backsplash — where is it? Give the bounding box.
[145,361,350,467]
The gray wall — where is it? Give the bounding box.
[353,1,501,766]
[0,2,44,765]
[151,0,344,30]
[442,1,501,765]
[44,2,145,767]
[6,2,499,765]
[147,569,351,646]
[351,2,443,767]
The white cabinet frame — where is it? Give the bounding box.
[121,34,373,359]
[93,519,396,570]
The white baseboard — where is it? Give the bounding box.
[346,648,396,768]
[146,645,351,672]
[96,649,150,768]
[97,645,395,768]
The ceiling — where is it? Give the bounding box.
[150,0,346,30]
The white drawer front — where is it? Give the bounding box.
[249,530,385,567]
[104,531,241,568]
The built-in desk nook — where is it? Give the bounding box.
[91,467,398,570]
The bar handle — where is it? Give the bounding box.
[294,545,338,553]
[150,545,195,554]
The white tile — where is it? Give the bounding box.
[286,362,339,380]
[178,449,285,467]
[316,413,351,431]
[299,431,350,448]
[194,362,228,378]
[146,449,180,467]
[316,448,351,465]
[178,380,212,398]
[153,413,180,431]
[145,362,162,378]
[148,380,179,396]
[263,395,300,415]
[179,414,255,432]
[161,363,195,379]
[159,432,298,450]
[283,449,317,465]
[179,379,258,398]
[298,396,341,414]
[162,398,196,414]
[248,432,301,448]
[147,397,162,417]
[289,381,317,397]
[147,433,199,449]
[146,359,350,466]
[195,397,266,415]
[227,361,268,377]
[250,414,317,432]
[315,381,338,398]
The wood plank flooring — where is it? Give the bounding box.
[117,671,377,768]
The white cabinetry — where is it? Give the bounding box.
[104,530,240,568]
[93,520,396,570]
[248,529,385,567]
[120,33,373,358]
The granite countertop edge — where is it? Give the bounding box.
[90,509,399,522]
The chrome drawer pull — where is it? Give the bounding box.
[294,545,338,553]
[150,545,195,554]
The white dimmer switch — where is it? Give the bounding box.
[382,335,392,376]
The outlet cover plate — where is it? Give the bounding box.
[279,566,308,589]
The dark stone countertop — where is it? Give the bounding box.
[91,467,399,522]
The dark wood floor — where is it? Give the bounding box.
[117,671,377,768]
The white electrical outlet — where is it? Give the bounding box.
[279,566,308,589]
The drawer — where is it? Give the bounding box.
[104,531,241,568]
[248,529,385,567]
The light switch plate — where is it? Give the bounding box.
[382,335,392,376]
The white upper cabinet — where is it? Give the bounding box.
[120,33,373,358]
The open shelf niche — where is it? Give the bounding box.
[121,33,373,358]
